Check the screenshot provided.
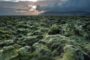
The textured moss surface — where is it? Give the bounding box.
[0,16,90,60]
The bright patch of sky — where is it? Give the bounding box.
[0,0,68,2]
[0,0,40,2]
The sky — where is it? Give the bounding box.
[0,0,68,2]
[0,0,38,2]
[0,0,69,4]
[0,0,90,15]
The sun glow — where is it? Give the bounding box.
[26,0,38,2]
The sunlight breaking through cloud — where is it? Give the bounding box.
[0,0,43,2]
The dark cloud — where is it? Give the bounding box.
[39,0,90,15]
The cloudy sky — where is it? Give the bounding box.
[0,0,43,1]
[0,0,67,2]
[0,0,43,2]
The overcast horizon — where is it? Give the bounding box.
[0,0,90,15]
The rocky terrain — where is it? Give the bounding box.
[0,16,90,60]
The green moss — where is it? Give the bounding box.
[48,24,61,35]
[62,45,84,60]
[0,16,90,60]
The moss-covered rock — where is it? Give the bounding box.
[0,46,18,60]
[62,45,84,60]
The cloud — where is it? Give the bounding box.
[0,0,18,2]
[0,0,44,2]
